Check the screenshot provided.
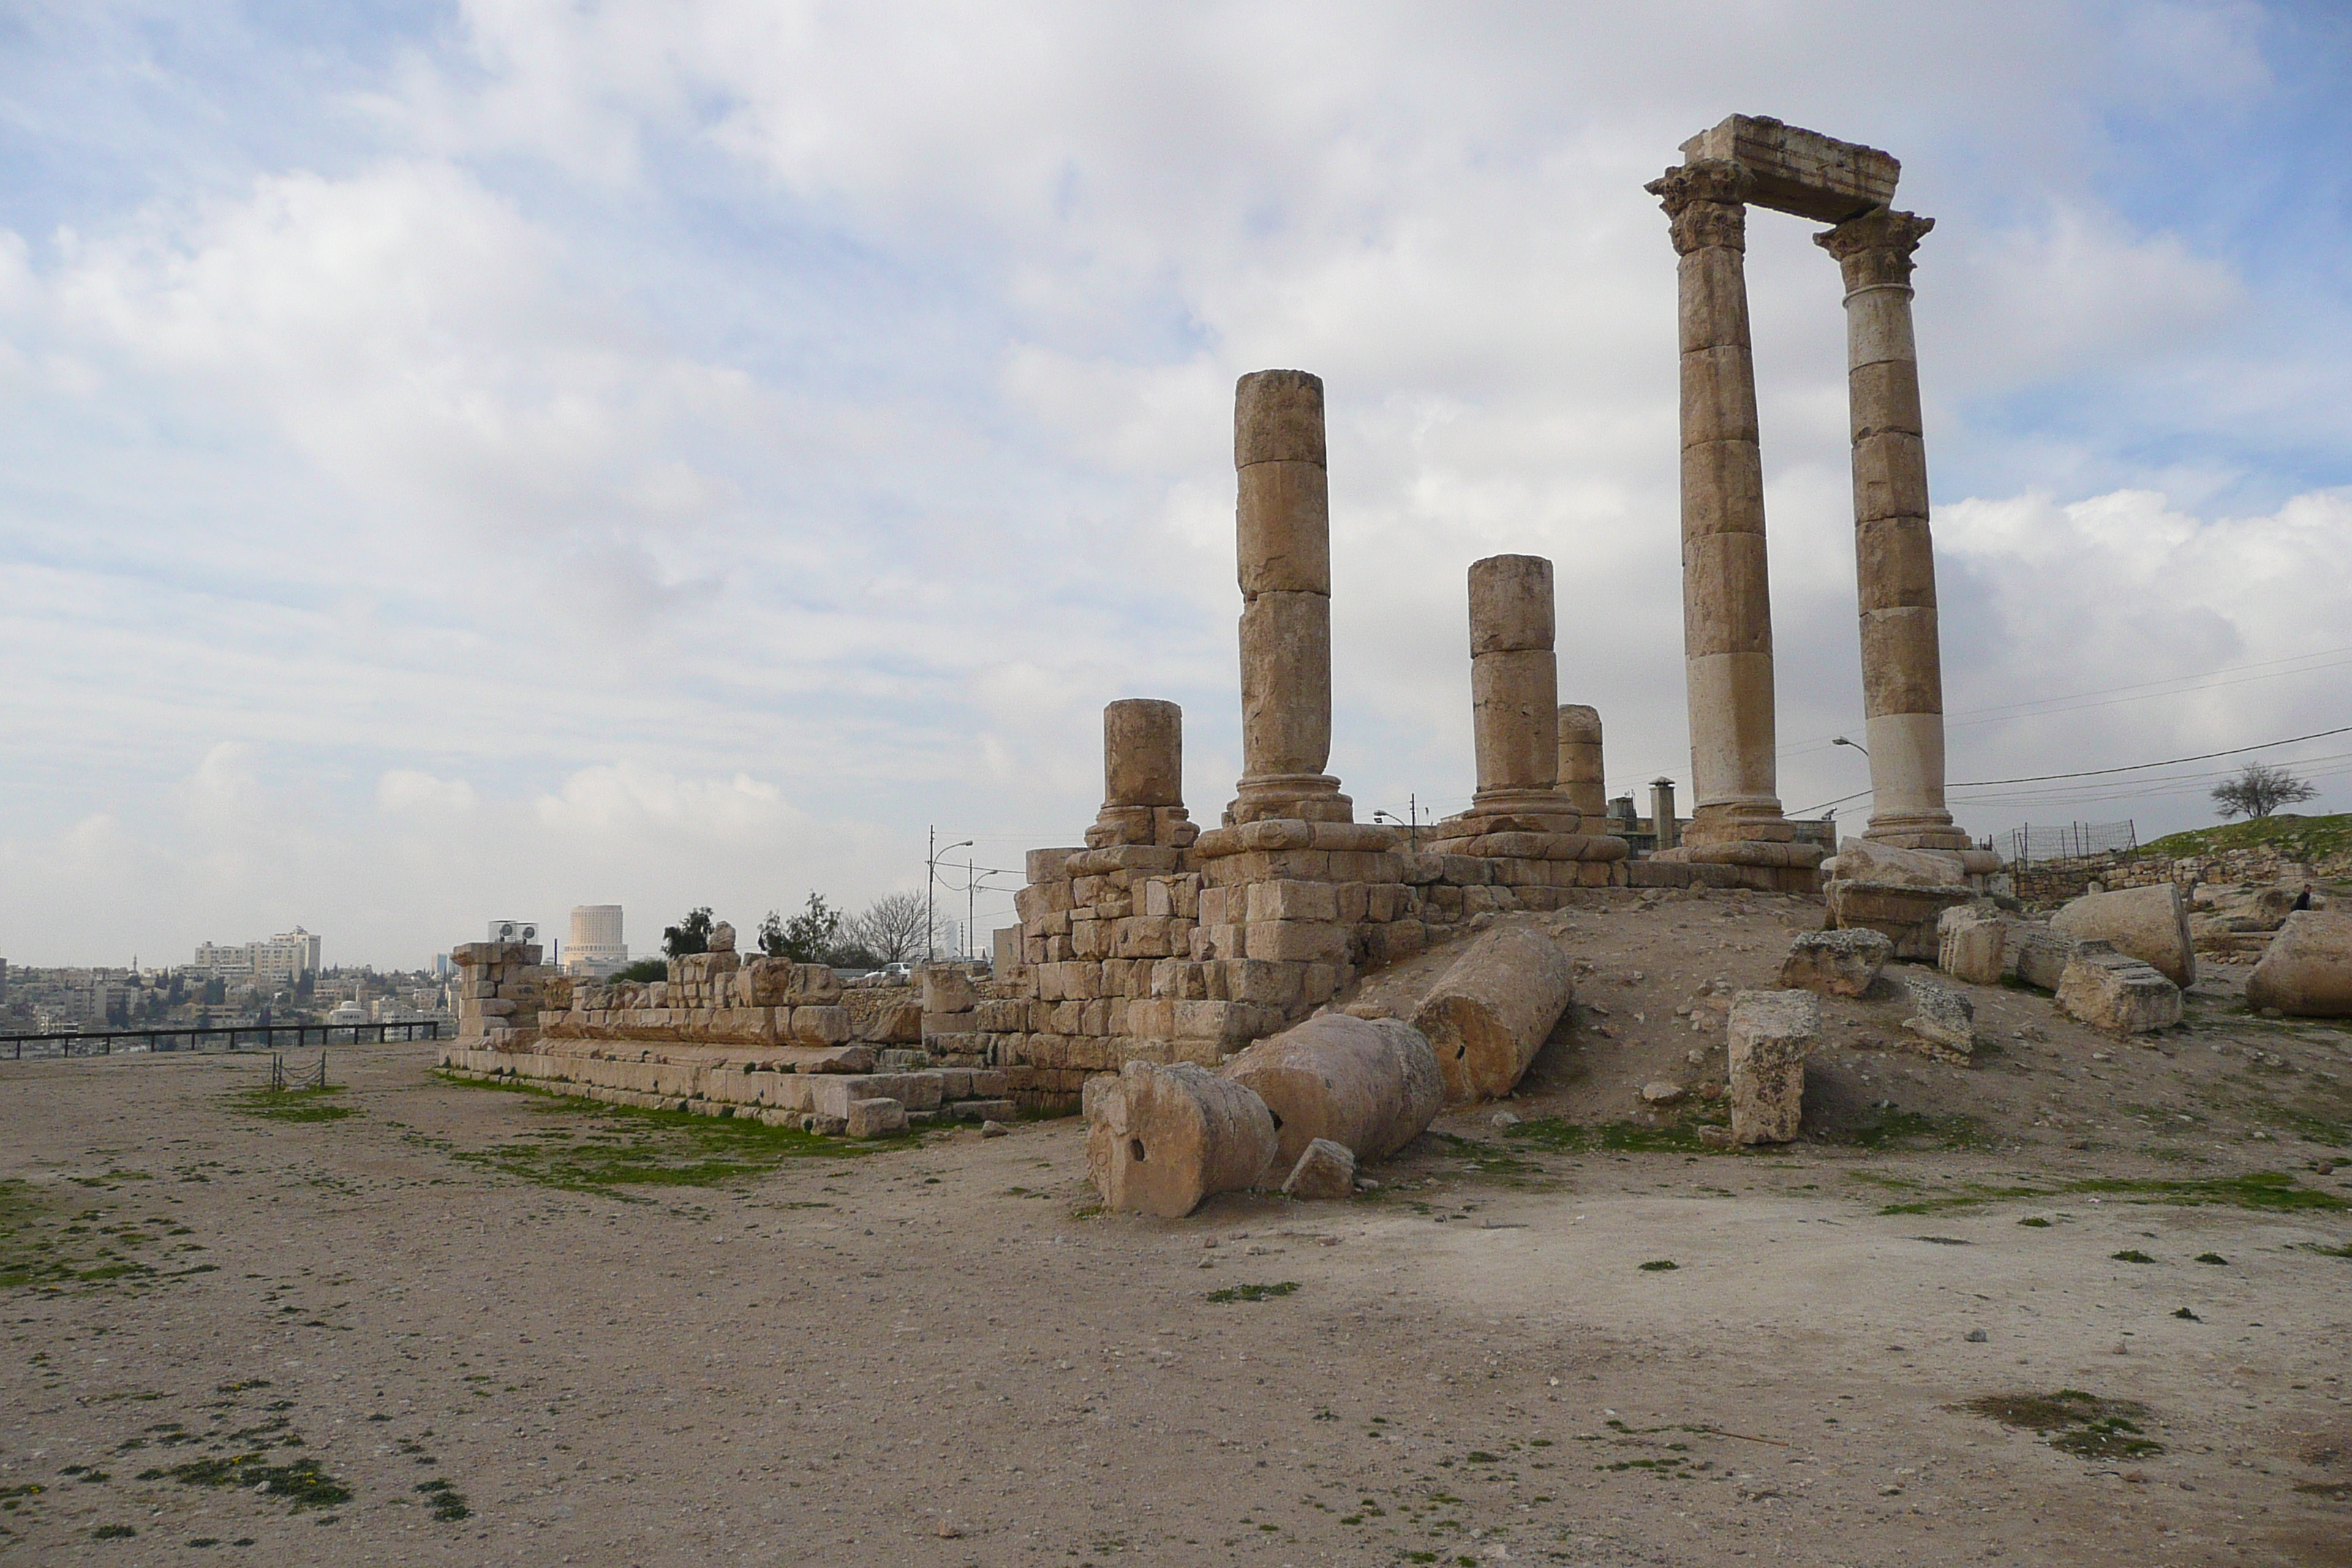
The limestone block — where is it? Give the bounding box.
[1727,990,1820,1145]
[1899,974,1975,1057]
[1246,879,1339,924]
[1362,920,1427,969]
[2055,944,2182,1034]
[1085,1060,1280,1218]
[2051,883,2196,988]
[845,1098,907,1138]
[786,1006,853,1047]
[1825,880,1975,960]
[1778,928,1891,998]
[920,966,977,1014]
[971,998,1028,1033]
[2009,923,2080,991]
[863,1000,924,1044]
[2245,911,2352,1018]
[1244,920,1349,964]
[1281,1138,1357,1200]
[954,1098,1020,1123]
[1411,924,1576,1104]
[1936,905,2007,987]
[1111,916,1180,960]
[1221,1014,1444,1170]
[1026,846,1082,883]
[1823,840,1970,889]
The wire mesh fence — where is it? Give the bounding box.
[1999,821,2138,865]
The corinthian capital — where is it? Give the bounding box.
[1644,159,1752,255]
[1816,208,1935,290]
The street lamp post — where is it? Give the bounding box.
[925,826,974,966]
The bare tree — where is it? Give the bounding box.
[2211,761,2318,821]
[846,891,932,965]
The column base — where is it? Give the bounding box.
[1680,802,1795,848]
[1861,811,1972,853]
[1085,804,1199,851]
[1446,787,1585,838]
[1228,774,1352,825]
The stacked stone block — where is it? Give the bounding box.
[451,940,559,1046]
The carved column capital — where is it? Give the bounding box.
[1646,160,1752,254]
[1816,208,1935,291]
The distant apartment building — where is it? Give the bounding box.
[189,927,321,984]
[565,905,627,977]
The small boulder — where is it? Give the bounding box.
[1281,1138,1357,1201]
[2009,922,2081,991]
[1779,928,1892,998]
[1936,903,2007,987]
[845,1098,907,1138]
[2054,943,2182,1034]
[2245,911,2352,1018]
[1640,1080,1688,1105]
[1899,975,1975,1058]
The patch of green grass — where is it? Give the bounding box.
[1842,1109,1989,1151]
[1961,1389,2163,1459]
[2111,1249,2156,1264]
[1207,1281,1299,1303]
[2019,1217,2052,1228]
[91,1523,135,1539]
[1501,1117,1726,1156]
[2194,1252,2229,1264]
[415,1479,470,1521]
[137,1453,350,1509]
[2296,1240,2352,1259]
[435,1074,912,1196]
[2139,812,2352,865]
[225,1086,355,1123]
[1637,1259,1678,1272]
[1877,1170,2342,1218]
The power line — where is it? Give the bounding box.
[1945,724,2352,789]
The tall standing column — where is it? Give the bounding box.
[1646,161,1793,848]
[1231,370,1351,824]
[1816,210,1969,851]
[1464,554,1578,827]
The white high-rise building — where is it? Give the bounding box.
[190,927,320,983]
[566,905,627,977]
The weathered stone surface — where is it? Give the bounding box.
[1220,1014,1443,1171]
[1778,927,1891,998]
[1085,1060,1279,1218]
[2055,944,2183,1034]
[1411,924,1577,1104]
[1281,1137,1357,1200]
[2008,922,2080,991]
[845,1098,907,1138]
[1899,974,1975,1057]
[1727,990,1818,1145]
[2245,911,2352,1018]
[1557,705,1607,817]
[920,965,976,1015]
[1824,879,1975,960]
[1936,904,2007,987]
[1824,840,1967,888]
[1678,114,1899,224]
[2051,883,2196,988]
[1640,1080,1688,1105]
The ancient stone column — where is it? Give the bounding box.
[1817,209,1970,851]
[1556,705,1606,817]
[1465,555,1575,824]
[1646,161,1793,848]
[1649,778,1679,851]
[1088,698,1194,849]
[1231,369,1350,823]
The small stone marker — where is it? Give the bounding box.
[1726,989,1820,1145]
[1899,975,1975,1058]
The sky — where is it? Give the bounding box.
[2,1,2348,970]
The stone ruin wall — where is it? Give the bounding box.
[2012,843,2351,909]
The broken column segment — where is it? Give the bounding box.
[1426,554,1627,884]
[1726,988,1818,1145]
[1817,207,1970,852]
[1231,369,1350,826]
[1411,923,1576,1104]
[1084,1059,1278,1218]
[1221,1012,1443,1172]
[1556,704,1607,817]
[1088,698,1197,850]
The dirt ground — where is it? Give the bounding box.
[4,889,2350,1568]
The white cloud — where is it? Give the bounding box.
[0,1,2342,963]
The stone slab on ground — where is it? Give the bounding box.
[2054,943,2183,1034]
[1778,927,1891,998]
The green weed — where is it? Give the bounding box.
[1207,1281,1299,1303]
[225,1087,355,1123]
[1961,1390,2163,1460]
[415,1479,470,1521]
[137,1453,350,1509]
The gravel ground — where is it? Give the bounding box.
[3,894,2349,1567]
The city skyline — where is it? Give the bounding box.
[3,4,2348,968]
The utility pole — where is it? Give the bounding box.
[965,856,976,962]
[925,826,973,967]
